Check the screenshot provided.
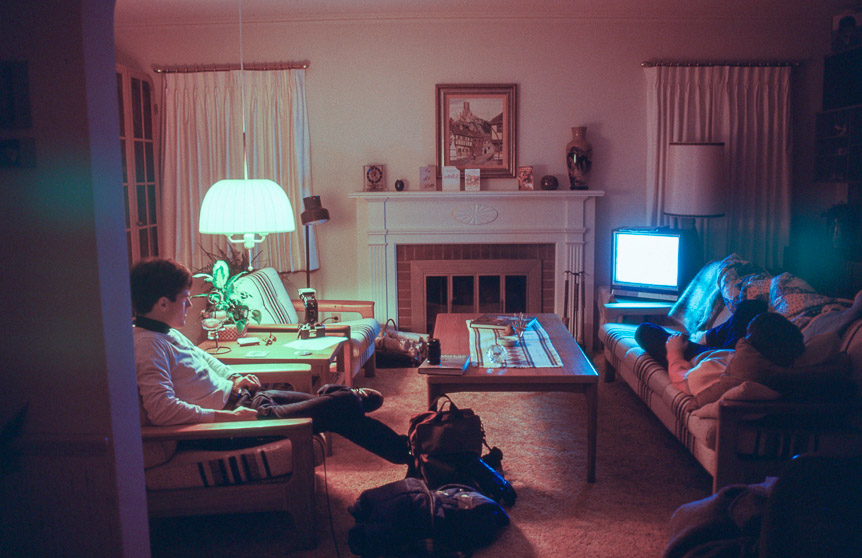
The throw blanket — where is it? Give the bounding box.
[468,318,562,368]
[669,254,851,334]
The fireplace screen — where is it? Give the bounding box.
[412,259,541,334]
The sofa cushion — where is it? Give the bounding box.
[233,267,300,324]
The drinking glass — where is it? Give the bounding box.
[201,310,230,354]
[486,344,506,366]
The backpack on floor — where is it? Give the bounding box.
[347,477,509,558]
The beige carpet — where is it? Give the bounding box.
[149,358,713,557]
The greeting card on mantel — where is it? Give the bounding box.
[420,166,437,190]
[464,169,481,191]
[442,166,461,191]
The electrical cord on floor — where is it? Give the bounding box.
[314,435,342,558]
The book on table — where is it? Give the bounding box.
[468,314,513,330]
[418,354,470,375]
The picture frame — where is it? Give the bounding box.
[436,83,518,178]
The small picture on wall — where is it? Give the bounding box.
[517,166,534,190]
[832,12,862,52]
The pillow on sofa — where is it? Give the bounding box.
[694,336,855,407]
[233,267,300,324]
[692,381,782,420]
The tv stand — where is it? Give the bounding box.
[598,286,674,325]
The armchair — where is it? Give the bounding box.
[141,364,318,550]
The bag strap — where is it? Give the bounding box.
[384,318,398,332]
[428,394,457,413]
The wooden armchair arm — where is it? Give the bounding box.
[141,418,313,442]
[246,323,352,337]
[228,363,314,393]
[292,299,375,319]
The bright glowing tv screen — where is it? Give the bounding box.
[611,228,690,301]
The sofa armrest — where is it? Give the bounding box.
[713,399,862,491]
[292,299,375,319]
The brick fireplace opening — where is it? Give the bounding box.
[396,243,555,333]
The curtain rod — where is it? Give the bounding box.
[152,61,310,73]
[641,59,798,68]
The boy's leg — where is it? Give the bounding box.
[703,299,768,349]
[251,389,410,464]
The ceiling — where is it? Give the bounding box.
[114,0,858,27]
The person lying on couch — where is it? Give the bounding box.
[635,292,862,404]
[131,257,411,466]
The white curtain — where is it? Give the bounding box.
[644,65,792,269]
[161,68,311,271]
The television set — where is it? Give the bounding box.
[610,227,697,301]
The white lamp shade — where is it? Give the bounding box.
[664,142,726,218]
[199,178,296,234]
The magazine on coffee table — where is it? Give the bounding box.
[418,354,470,375]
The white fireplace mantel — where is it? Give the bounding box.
[349,190,604,350]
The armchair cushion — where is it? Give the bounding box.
[145,436,296,491]
[234,267,300,324]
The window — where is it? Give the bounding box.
[117,65,160,266]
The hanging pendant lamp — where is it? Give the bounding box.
[198,0,295,270]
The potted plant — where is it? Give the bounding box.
[193,260,261,338]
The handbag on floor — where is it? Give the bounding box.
[407,395,516,505]
[374,318,429,368]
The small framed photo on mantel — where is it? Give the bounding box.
[517,166,534,190]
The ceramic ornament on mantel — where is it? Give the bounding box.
[566,126,592,189]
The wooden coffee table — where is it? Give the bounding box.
[199,324,352,387]
[426,313,599,483]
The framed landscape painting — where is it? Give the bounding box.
[436,83,517,178]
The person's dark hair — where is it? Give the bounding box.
[129,258,193,315]
[745,312,805,367]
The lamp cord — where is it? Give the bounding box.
[238,0,248,181]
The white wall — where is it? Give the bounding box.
[115,14,834,300]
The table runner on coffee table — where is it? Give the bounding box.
[467,318,563,368]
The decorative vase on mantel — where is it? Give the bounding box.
[566,126,592,190]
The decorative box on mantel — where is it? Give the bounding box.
[349,190,604,351]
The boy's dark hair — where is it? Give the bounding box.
[745,312,805,367]
[129,258,193,315]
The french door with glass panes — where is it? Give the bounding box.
[117,65,160,266]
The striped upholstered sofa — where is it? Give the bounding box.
[600,257,862,493]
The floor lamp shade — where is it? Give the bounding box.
[199,178,296,237]
[664,142,727,218]
[300,195,330,226]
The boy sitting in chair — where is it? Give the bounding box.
[131,257,411,466]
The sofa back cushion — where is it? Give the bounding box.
[233,267,300,324]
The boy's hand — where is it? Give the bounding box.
[235,374,261,390]
[665,333,689,354]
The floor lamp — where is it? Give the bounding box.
[664,142,727,274]
[300,195,330,288]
